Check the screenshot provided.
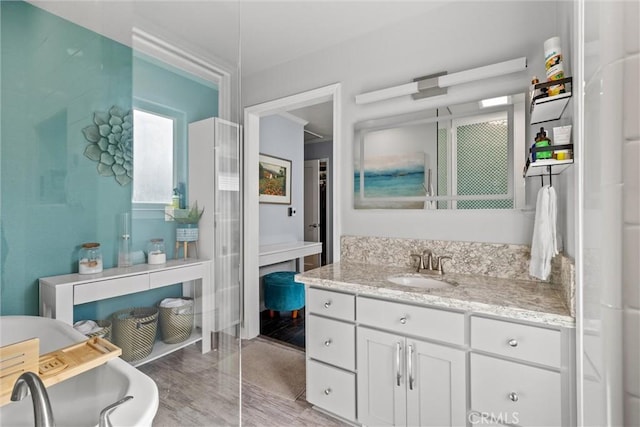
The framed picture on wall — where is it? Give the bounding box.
[259,154,292,204]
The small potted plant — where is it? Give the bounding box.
[172,201,205,244]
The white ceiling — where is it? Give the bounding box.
[28,1,446,76]
[27,1,448,141]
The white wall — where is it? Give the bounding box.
[259,114,305,245]
[243,1,570,245]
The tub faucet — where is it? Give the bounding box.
[99,395,133,427]
[11,372,55,427]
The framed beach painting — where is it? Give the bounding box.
[259,154,291,204]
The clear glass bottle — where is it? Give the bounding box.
[117,212,132,268]
[79,242,103,274]
[147,238,166,265]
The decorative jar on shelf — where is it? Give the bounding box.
[79,242,103,274]
[147,238,167,265]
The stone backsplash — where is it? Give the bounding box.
[340,235,575,316]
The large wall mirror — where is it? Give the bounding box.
[354,93,525,210]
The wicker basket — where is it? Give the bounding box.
[86,320,112,341]
[111,307,158,362]
[158,298,194,344]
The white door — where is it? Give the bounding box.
[304,159,321,270]
[357,327,407,426]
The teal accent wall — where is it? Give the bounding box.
[0,1,218,319]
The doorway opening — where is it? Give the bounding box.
[243,84,342,346]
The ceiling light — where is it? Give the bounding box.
[355,57,527,105]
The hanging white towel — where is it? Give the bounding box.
[423,181,436,210]
[529,185,558,280]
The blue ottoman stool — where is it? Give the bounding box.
[263,271,305,318]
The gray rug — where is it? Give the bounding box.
[241,338,306,401]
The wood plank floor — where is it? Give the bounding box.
[138,336,349,426]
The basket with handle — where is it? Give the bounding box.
[158,297,194,344]
[111,307,158,362]
[85,320,112,341]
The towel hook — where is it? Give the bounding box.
[540,166,553,187]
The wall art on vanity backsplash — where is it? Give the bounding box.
[340,235,575,316]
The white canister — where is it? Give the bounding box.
[147,238,167,265]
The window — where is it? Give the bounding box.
[132,109,175,204]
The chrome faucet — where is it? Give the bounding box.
[99,395,133,427]
[11,372,55,427]
[410,250,452,275]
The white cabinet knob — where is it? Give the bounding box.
[324,301,331,308]
[324,388,332,395]
[508,339,518,347]
[400,316,407,324]
[324,339,332,347]
[509,392,519,402]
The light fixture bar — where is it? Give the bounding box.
[355,81,419,105]
[355,56,527,105]
[438,57,527,88]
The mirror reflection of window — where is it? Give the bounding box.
[132,109,174,204]
[449,112,512,210]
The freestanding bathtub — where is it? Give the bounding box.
[0,316,158,427]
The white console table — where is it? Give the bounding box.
[259,241,323,271]
[39,258,212,366]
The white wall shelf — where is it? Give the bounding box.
[39,258,213,364]
[523,143,574,178]
[530,77,573,124]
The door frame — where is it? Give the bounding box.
[242,83,342,339]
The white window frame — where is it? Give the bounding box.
[132,106,178,207]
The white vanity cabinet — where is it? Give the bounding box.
[303,283,575,427]
[469,315,573,427]
[305,287,357,422]
[357,297,467,427]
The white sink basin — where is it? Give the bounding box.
[387,275,455,289]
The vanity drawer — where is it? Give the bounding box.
[149,263,204,288]
[307,315,355,370]
[74,274,148,304]
[470,353,561,427]
[307,359,356,422]
[357,297,464,345]
[471,316,561,368]
[307,288,355,321]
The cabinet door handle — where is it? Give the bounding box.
[399,316,407,325]
[396,342,402,387]
[408,344,415,391]
[324,339,332,347]
[324,388,332,396]
[508,339,518,347]
[324,301,331,308]
[509,392,519,402]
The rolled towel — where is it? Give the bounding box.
[160,297,191,308]
[73,320,103,335]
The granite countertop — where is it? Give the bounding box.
[296,262,574,328]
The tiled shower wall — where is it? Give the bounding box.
[581,1,639,424]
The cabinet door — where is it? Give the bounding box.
[406,339,467,427]
[357,327,406,426]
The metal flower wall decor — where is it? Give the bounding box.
[82,106,133,186]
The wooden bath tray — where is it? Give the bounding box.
[0,337,121,406]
